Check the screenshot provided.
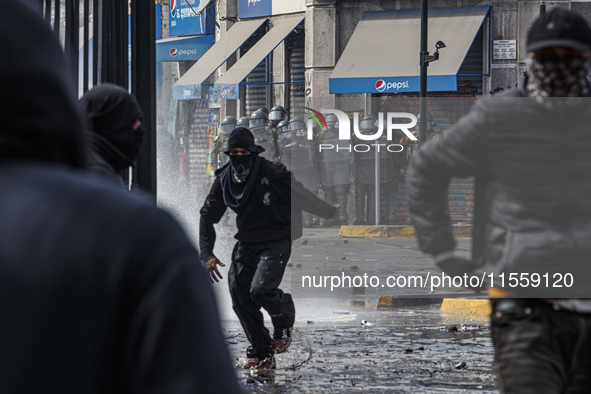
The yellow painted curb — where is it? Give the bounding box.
[339,225,472,238]
[440,298,491,318]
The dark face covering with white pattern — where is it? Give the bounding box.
[526,53,590,107]
[229,154,255,183]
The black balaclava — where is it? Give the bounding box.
[0,0,85,168]
[220,127,265,209]
[81,84,145,170]
[223,127,265,183]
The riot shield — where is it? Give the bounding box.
[355,139,393,185]
[252,125,277,161]
[218,135,230,167]
[279,131,320,192]
[319,139,356,187]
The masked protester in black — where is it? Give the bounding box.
[81,83,146,187]
[0,2,242,393]
[200,127,339,370]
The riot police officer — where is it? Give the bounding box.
[277,117,321,227]
[257,107,270,118]
[269,105,288,128]
[353,115,396,225]
[317,113,355,226]
[250,110,279,161]
[212,116,236,170]
[237,116,250,128]
[276,120,289,135]
[275,120,289,162]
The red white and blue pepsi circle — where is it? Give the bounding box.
[169,48,178,57]
[375,79,386,93]
[170,0,177,17]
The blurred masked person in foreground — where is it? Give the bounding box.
[408,8,591,394]
[0,1,242,393]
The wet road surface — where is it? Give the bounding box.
[223,302,497,393]
[199,224,496,393]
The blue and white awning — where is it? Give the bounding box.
[213,16,304,99]
[173,19,267,100]
[329,6,490,94]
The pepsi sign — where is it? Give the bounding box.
[156,34,214,62]
[170,0,177,17]
[375,80,386,92]
[375,79,410,93]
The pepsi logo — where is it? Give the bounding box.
[170,48,178,57]
[375,79,386,92]
[170,0,177,17]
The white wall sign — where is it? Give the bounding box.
[493,40,517,60]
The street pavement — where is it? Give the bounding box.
[208,226,498,393]
[224,304,496,393]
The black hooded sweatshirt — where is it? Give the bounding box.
[199,158,336,259]
[0,2,242,393]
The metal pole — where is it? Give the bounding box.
[110,0,118,85]
[131,0,157,198]
[121,0,129,90]
[419,0,428,146]
[64,0,79,90]
[92,0,99,86]
[540,1,546,16]
[45,0,52,23]
[54,0,60,37]
[375,141,381,225]
[101,0,111,83]
[83,0,89,92]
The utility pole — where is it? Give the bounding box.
[419,0,445,147]
[419,0,428,146]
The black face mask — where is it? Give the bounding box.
[229,154,255,182]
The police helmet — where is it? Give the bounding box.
[276,120,290,134]
[360,114,378,134]
[220,115,237,135]
[325,113,339,131]
[257,107,270,117]
[288,117,306,133]
[237,117,250,129]
[269,105,287,122]
[249,110,268,129]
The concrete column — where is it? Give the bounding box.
[218,0,238,119]
[160,0,173,130]
[272,34,286,109]
[305,0,338,110]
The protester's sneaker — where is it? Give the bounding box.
[242,356,276,370]
[272,328,292,354]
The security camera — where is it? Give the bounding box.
[436,41,446,50]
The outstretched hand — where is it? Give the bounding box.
[204,255,226,283]
[331,204,341,219]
